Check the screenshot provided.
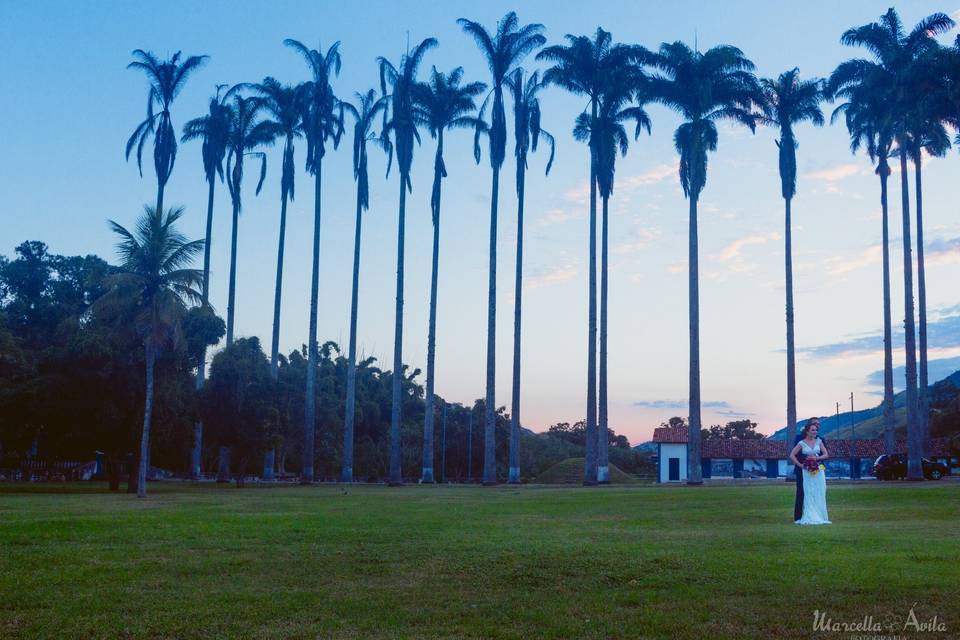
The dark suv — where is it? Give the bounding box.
[872,454,949,480]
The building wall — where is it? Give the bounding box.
[658,443,688,483]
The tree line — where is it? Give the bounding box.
[4,8,959,492]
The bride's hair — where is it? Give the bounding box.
[800,419,820,439]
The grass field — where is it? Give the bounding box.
[1,481,958,639]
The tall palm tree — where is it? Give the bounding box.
[459,12,545,486]
[830,8,953,479]
[757,68,824,446]
[223,90,272,347]
[285,39,343,484]
[379,37,436,486]
[340,89,388,483]
[827,73,896,454]
[105,206,203,497]
[255,77,304,480]
[649,42,762,484]
[538,28,645,485]
[504,68,554,484]
[413,67,486,483]
[577,64,650,484]
[126,50,207,213]
[181,84,231,479]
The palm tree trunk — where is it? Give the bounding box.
[508,164,526,485]
[389,175,408,486]
[784,196,797,443]
[156,184,165,218]
[303,164,322,484]
[264,191,289,481]
[687,192,703,485]
[137,340,156,498]
[422,150,444,484]
[192,178,216,480]
[879,166,895,455]
[342,184,364,484]
[914,157,929,456]
[584,143,598,487]
[898,149,920,480]
[597,193,610,484]
[226,197,240,346]
[482,166,500,486]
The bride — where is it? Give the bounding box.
[790,421,831,525]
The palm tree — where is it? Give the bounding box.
[649,42,763,484]
[830,8,953,479]
[105,206,203,497]
[255,77,305,480]
[757,68,824,447]
[459,12,545,485]
[504,68,554,484]
[126,50,207,213]
[340,89,388,483]
[539,28,645,485]
[378,37,436,486]
[827,73,896,454]
[284,39,343,484]
[413,67,486,483]
[577,64,650,484]
[181,84,231,479]
[223,90,272,347]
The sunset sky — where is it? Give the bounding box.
[2,0,959,444]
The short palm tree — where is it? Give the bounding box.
[254,78,305,480]
[649,41,763,484]
[830,8,953,478]
[757,68,824,445]
[126,50,207,213]
[181,84,231,479]
[379,37,436,486]
[340,89,388,483]
[413,67,485,483]
[459,12,545,486]
[504,67,554,484]
[105,206,203,497]
[538,28,650,484]
[577,64,650,484]
[222,90,272,347]
[284,39,343,484]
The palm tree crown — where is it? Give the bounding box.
[224,92,273,206]
[181,84,231,188]
[256,77,305,202]
[284,39,344,174]
[343,90,389,212]
[506,68,555,188]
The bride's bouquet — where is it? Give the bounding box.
[803,458,825,475]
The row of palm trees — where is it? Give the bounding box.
[122,8,958,493]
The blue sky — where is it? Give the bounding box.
[2,1,959,443]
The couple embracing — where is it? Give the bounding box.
[790,417,831,525]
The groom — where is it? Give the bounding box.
[793,417,824,521]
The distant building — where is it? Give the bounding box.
[651,425,954,483]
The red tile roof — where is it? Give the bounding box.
[651,428,953,459]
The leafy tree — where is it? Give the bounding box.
[378,37,436,485]
[340,89,388,482]
[413,66,485,482]
[757,68,824,445]
[126,50,207,212]
[649,41,763,484]
[505,68,554,484]
[285,39,343,484]
[101,206,203,497]
[459,12,545,485]
[702,419,764,441]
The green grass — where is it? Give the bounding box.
[535,457,640,483]
[1,482,958,639]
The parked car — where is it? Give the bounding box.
[872,454,949,480]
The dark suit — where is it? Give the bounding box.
[793,433,825,521]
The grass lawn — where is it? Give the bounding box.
[1,481,958,639]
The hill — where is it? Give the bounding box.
[769,369,960,440]
[534,458,638,484]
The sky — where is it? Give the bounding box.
[2,1,959,445]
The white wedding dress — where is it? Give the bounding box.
[795,438,831,525]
